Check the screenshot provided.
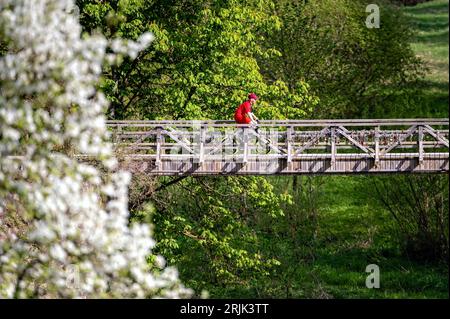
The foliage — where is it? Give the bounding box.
[0,0,191,298]
[74,0,318,295]
[76,0,318,121]
[123,0,448,298]
[373,175,449,263]
[395,0,433,5]
[260,0,423,118]
[129,175,285,294]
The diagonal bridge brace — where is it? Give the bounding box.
[164,126,197,155]
[247,129,287,154]
[206,128,287,157]
[380,125,418,156]
[337,126,375,158]
[205,129,242,156]
[423,125,449,147]
[294,127,330,156]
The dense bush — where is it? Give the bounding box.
[374,175,449,263]
[260,0,423,119]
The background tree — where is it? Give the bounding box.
[129,175,286,296]
[260,0,423,118]
[76,0,318,121]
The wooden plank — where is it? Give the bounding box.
[199,126,205,164]
[107,118,449,127]
[110,152,448,161]
[118,157,449,175]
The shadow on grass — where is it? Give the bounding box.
[404,0,449,15]
[415,28,449,44]
[405,0,449,45]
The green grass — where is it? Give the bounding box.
[221,173,448,299]
[309,176,448,298]
[404,0,449,117]
[249,175,447,299]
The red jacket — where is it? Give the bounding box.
[234,101,252,124]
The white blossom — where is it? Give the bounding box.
[0,0,192,299]
[154,255,167,269]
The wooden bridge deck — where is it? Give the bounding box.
[105,119,449,175]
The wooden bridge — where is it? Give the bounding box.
[106,119,449,175]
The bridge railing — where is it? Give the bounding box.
[106,118,447,158]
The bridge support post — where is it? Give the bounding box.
[375,126,380,167]
[243,128,249,164]
[199,125,206,164]
[156,127,163,171]
[287,126,293,163]
[330,126,336,166]
[116,125,123,144]
[418,125,424,166]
